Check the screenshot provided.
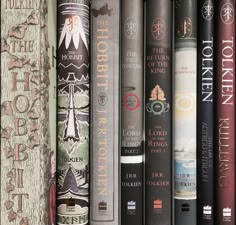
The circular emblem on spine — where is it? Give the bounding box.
[202,1,214,20]
[150,100,165,115]
[152,18,166,41]
[177,17,192,38]
[221,3,234,24]
[98,92,108,106]
[124,17,137,39]
[123,94,140,111]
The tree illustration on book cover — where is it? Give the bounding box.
[57,1,90,224]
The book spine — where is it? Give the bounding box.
[215,1,235,224]
[57,1,90,224]
[174,0,197,225]
[90,1,120,225]
[121,0,144,225]
[197,0,214,224]
[145,0,172,224]
[1,0,56,224]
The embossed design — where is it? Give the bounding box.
[221,3,234,24]
[8,23,28,39]
[152,18,166,40]
[8,55,30,70]
[123,93,140,111]
[177,17,192,38]
[202,1,214,20]
[124,17,137,39]
[58,15,88,50]
[98,92,108,106]
[1,101,13,116]
[1,38,10,52]
[146,84,170,116]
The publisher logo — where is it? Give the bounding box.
[221,3,234,24]
[153,199,163,214]
[203,205,212,220]
[124,17,137,39]
[181,203,190,213]
[123,94,140,111]
[223,207,231,222]
[127,201,136,215]
[152,18,166,40]
[177,17,192,38]
[98,201,107,214]
[202,1,214,20]
[98,92,108,106]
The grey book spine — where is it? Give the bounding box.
[90,1,121,225]
[57,0,90,224]
[174,0,197,225]
[121,0,144,225]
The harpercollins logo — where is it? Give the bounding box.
[127,201,136,215]
[98,201,107,214]
[153,199,163,214]
[202,1,214,20]
[223,207,232,221]
[181,203,190,213]
[203,205,212,219]
[221,3,234,24]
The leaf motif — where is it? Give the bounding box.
[26,10,39,25]
[8,23,27,39]
[20,217,29,225]
[31,75,41,85]
[6,182,15,193]
[27,105,40,119]
[3,147,14,159]
[29,121,39,132]
[8,209,17,222]
[7,169,16,178]
[31,60,40,72]
[5,200,14,210]
[28,132,40,150]
[1,38,10,52]
[7,55,29,70]
[1,127,13,139]
[1,101,13,116]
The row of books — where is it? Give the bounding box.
[1,0,235,225]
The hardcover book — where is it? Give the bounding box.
[121,0,144,225]
[90,1,121,225]
[57,0,90,224]
[174,0,197,225]
[145,0,173,224]
[1,0,56,224]
[215,1,235,224]
[197,0,214,224]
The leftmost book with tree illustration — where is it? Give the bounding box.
[1,0,57,224]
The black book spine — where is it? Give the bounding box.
[121,0,144,225]
[197,0,214,224]
[145,0,172,224]
[174,0,197,225]
[57,0,90,224]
